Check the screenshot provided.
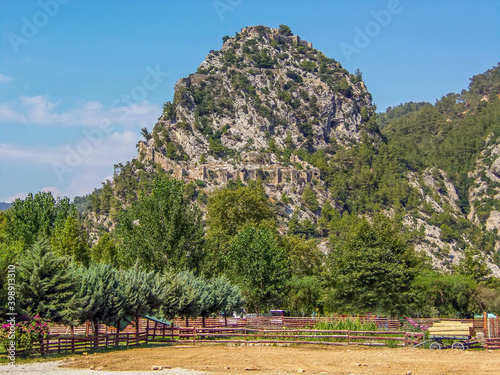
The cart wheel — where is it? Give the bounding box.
[430,342,442,350]
[452,341,465,350]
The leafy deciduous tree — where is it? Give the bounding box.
[119,176,205,272]
[51,215,90,265]
[327,215,420,316]
[229,224,290,313]
[207,182,274,237]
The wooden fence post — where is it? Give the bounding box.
[347,330,350,346]
[146,319,150,344]
[116,318,120,347]
[483,312,488,338]
[497,314,499,338]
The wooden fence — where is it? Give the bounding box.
[24,325,424,356]
[485,338,500,350]
[192,327,424,347]
[173,316,402,330]
[34,332,149,355]
[40,314,499,355]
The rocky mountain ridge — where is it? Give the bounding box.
[143,25,378,164]
[83,26,500,276]
[134,24,380,236]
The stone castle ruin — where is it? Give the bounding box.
[241,26,313,49]
[138,142,320,187]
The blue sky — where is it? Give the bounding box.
[0,0,499,202]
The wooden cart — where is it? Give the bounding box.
[428,321,476,350]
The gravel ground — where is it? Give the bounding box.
[0,361,205,375]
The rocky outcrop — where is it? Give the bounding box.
[405,167,500,277]
[133,25,375,235]
[138,141,320,187]
[148,25,378,165]
[468,135,500,250]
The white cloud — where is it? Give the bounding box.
[0,129,142,200]
[0,95,161,129]
[41,186,63,197]
[0,74,14,84]
[5,192,28,203]
[0,131,140,168]
[0,94,160,201]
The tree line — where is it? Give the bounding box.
[3,239,242,336]
[1,174,499,320]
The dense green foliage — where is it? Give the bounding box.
[326,215,420,316]
[206,181,275,237]
[3,192,76,250]
[118,175,205,272]
[2,39,499,323]
[228,224,290,312]
[17,239,79,325]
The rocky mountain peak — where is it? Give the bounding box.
[139,24,379,169]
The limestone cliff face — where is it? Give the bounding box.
[135,25,379,230]
[468,135,500,250]
[405,167,500,276]
[140,25,378,165]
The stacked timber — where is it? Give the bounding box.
[428,321,475,338]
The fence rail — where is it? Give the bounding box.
[20,326,424,356]
[33,314,498,356]
[193,327,424,347]
[485,338,500,350]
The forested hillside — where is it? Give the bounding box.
[1,26,499,320]
[378,63,500,269]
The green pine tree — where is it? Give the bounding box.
[17,239,80,325]
[74,264,125,341]
[120,265,163,338]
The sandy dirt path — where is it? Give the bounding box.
[58,344,500,375]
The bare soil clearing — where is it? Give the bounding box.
[61,344,500,375]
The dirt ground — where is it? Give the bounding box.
[61,343,500,375]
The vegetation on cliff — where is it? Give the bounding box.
[2,27,500,319]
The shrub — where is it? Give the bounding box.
[0,315,49,355]
[278,24,292,36]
